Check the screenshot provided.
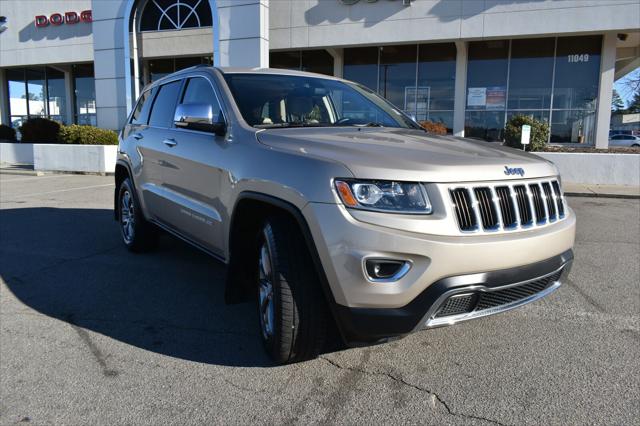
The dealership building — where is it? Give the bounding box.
[0,0,639,148]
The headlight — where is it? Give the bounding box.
[334,179,432,214]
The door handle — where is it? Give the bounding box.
[132,133,144,140]
[163,138,177,147]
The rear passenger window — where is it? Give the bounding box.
[181,78,224,123]
[148,80,182,128]
[131,88,154,125]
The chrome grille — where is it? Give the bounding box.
[449,179,566,233]
[450,188,478,231]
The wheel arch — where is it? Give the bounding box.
[114,160,134,221]
[224,192,338,314]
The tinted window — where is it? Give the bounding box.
[181,77,224,123]
[131,89,154,125]
[378,45,418,115]
[344,47,379,92]
[148,80,182,128]
[553,35,601,110]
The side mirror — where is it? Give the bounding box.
[174,103,226,136]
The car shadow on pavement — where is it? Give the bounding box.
[0,207,276,368]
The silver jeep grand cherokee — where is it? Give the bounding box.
[115,66,575,364]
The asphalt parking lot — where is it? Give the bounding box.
[0,172,638,425]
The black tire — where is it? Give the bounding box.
[256,215,328,364]
[117,178,156,252]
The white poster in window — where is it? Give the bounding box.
[467,87,486,108]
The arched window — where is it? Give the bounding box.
[140,0,212,31]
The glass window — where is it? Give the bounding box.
[270,51,301,71]
[6,68,27,128]
[378,45,418,115]
[46,67,67,124]
[465,111,506,142]
[508,38,554,110]
[223,73,420,129]
[553,36,601,111]
[269,50,334,76]
[148,59,174,83]
[417,43,456,129]
[26,68,46,117]
[550,109,597,144]
[149,80,182,128]
[344,47,379,92]
[301,50,334,76]
[131,88,155,125]
[181,77,223,122]
[466,40,509,110]
[73,64,96,126]
[140,0,212,31]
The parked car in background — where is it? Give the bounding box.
[609,134,640,147]
[115,66,576,364]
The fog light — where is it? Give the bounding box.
[365,259,411,282]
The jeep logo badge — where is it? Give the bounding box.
[504,166,525,177]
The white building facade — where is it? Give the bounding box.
[0,0,638,148]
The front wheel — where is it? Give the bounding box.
[257,216,328,364]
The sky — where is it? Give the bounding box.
[614,68,640,108]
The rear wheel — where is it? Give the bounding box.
[257,215,328,364]
[118,178,156,252]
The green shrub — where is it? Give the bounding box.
[19,118,61,143]
[0,124,17,141]
[58,125,118,145]
[504,114,549,152]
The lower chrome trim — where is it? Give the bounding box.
[416,263,570,330]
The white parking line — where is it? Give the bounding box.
[5,183,115,199]
[0,174,71,183]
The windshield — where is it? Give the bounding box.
[223,73,421,130]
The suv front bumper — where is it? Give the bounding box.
[302,202,576,344]
[333,249,572,343]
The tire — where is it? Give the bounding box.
[256,215,328,364]
[118,178,156,252]
[631,144,640,148]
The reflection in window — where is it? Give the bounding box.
[46,67,67,123]
[508,38,554,110]
[7,68,27,128]
[7,67,71,128]
[73,64,96,126]
[26,68,46,117]
[269,50,335,76]
[344,47,379,92]
[465,111,506,142]
[550,110,597,145]
[139,0,212,31]
[553,36,601,111]
[417,43,456,131]
[378,45,418,115]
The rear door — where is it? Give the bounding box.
[136,79,185,226]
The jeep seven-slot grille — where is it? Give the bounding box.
[449,180,565,233]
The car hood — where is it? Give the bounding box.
[256,127,558,183]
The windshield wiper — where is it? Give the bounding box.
[255,122,325,129]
